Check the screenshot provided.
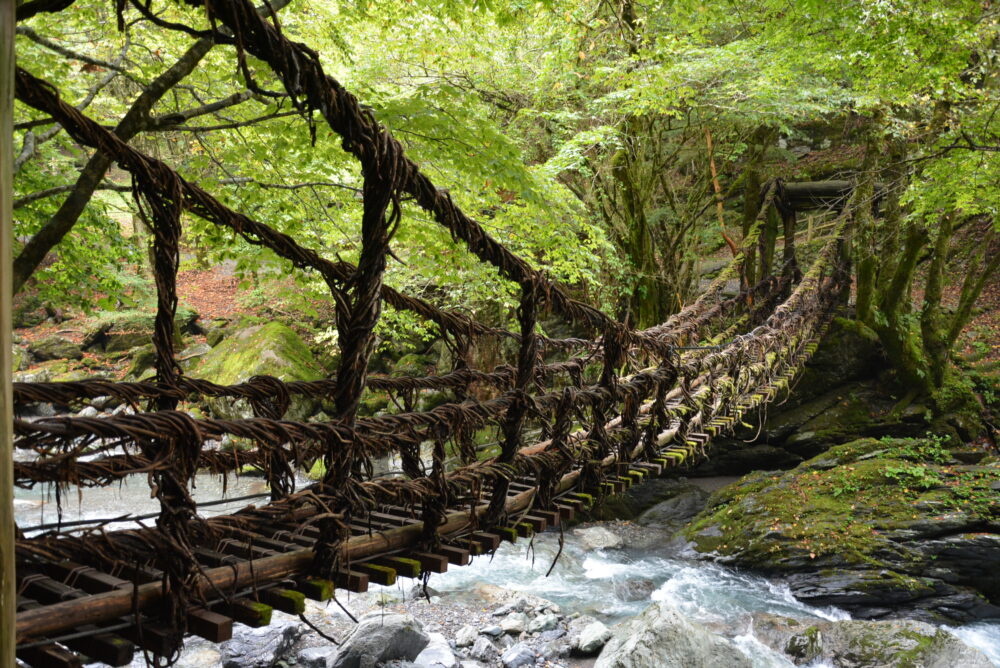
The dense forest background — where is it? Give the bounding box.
[10,0,1000,419]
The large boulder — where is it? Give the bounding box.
[752,613,993,667]
[592,478,703,521]
[29,336,82,361]
[636,486,710,531]
[193,322,325,420]
[595,602,752,668]
[330,612,429,668]
[683,437,1000,622]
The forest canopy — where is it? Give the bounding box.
[10,0,1000,408]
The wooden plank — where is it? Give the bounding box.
[119,622,179,658]
[334,570,369,593]
[436,545,470,566]
[353,563,396,586]
[43,562,130,594]
[372,556,421,579]
[65,630,134,667]
[14,483,551,642]
[531,510,560,527]
[494,526,518,543]
[554,504,575,521]
[193,547,241,568]
[296,577,335,601]
[217,599,272,629]
[19,574,81,604]
[260,588,306,615]
[521,515,548,532]
[16,644,82,668]
[16,590,132,665]
[408,552,448,574]
[468,532,501,551]
[112,563,162,584]
[187,608,233,643]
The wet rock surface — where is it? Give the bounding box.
[330,612,429,668]
[595,602,753,668]
[751,613,994,667]
[684,437,1000,623]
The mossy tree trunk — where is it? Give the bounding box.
[741,126,774,287]
[846,127,999,421]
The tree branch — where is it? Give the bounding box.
[16,25,133,76]
[13,182,132,209]
[12,0,292,294]
[146,90,259,130]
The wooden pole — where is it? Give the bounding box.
[1,0,18,664]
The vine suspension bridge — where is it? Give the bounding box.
[6,1,852,666]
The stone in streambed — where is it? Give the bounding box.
[500,612,527,634]
[467,636,499,663]
[683,437,1000,623]
[298,646,336,668]
[576,621,612,655]
[500,642,535,668]
[595,602,752,668]
[573,526,624,550]
[527,612,559,633]
[413,632,459,668]
[454,625,478,647]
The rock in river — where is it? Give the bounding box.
[595,602,751,668]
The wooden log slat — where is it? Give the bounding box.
[187,608,233,643]
[17,644,83,668]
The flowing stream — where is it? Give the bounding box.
[421,530,1000,667]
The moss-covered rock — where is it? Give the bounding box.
[752,613,993,667]
[177,343,212,372]
[14,359,70,383]
[11,345,29,372]
[29,336,83,361]
[103,331,153,353]
[125,344,156,381]
[393,353,435,377]
[193,322,324,420]
[684,437,1000,622]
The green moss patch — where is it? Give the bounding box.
[685,437,999,572]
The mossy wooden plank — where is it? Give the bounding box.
[227,599,272,628]
[355,563,396,586]
[296,577,335,601]
[495,526,518,543]
[374,556,421,579]
[260,588,306,615]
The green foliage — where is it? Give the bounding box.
[11,0,999,387]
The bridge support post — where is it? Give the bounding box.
[1,0,17,664]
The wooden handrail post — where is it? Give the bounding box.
[1,0,16,664]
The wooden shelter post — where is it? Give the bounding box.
[1,0,17,664]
